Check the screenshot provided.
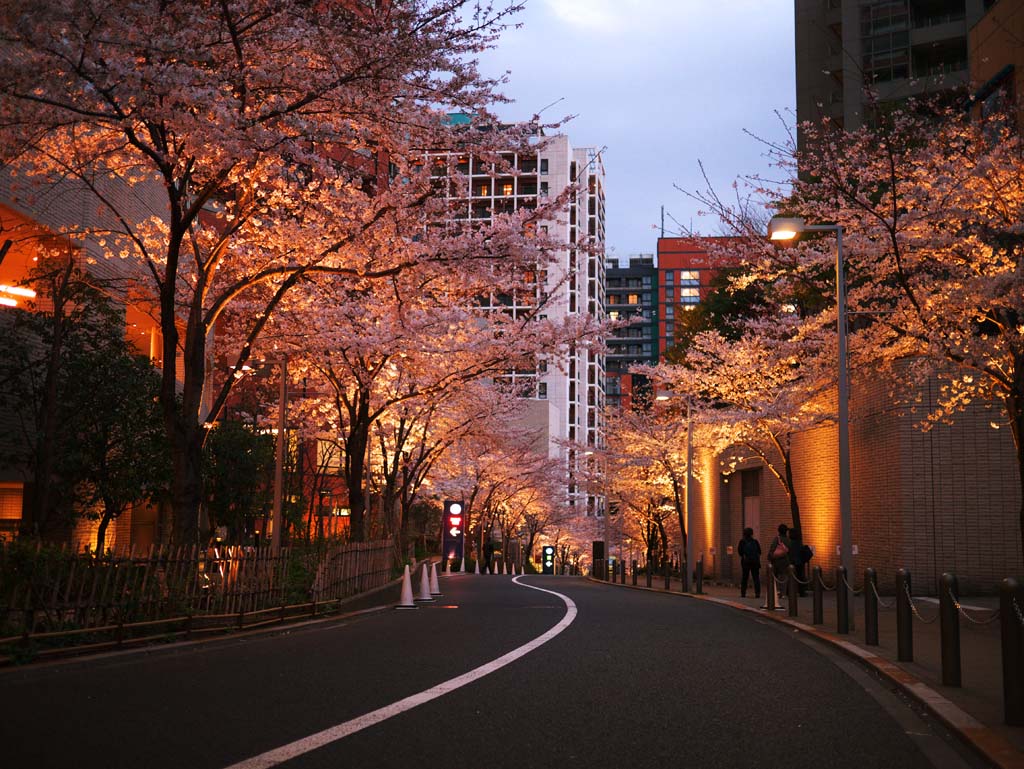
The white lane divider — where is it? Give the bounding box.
[223,576,577,769]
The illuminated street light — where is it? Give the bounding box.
[767,215,853,629]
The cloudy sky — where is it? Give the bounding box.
[476,0,796,260]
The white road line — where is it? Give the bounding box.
[223,576,576,769]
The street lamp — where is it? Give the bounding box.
[768,216,853,628]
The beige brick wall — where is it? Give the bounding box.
[705,369,1023,594]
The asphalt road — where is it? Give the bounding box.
[0,575,984,769]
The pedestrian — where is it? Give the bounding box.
[768,523,791,579]
[483,539,494,573]
[737,527,761,598]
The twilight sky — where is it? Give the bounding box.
[476,0,796,260]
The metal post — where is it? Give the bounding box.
[812,566,824,625]
[271,355,288,557]
[632,560,637,586]
[864,567,878,646]
[834,226,855,635]
[836,566,849,634]
[645,561,652,588]
[896,568,914,662]
[939,572,962,687]
[685,402,695,586]
[664,560,671,591]
[787,564,799,617]
[766,569,777,611]
[696,557,704,595]
[621,561,626,585]
[1000,578,1024,725]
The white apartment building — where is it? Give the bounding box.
[426,127,607,521]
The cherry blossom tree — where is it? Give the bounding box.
[0,0,535,544]
[645,309,835,537]
[691,99,1024,550]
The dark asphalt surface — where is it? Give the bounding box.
[0,575,980,769]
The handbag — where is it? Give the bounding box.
[771,539,789,560]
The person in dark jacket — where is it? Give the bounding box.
[737,527,761,598]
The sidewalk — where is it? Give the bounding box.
[600,572,1023,767]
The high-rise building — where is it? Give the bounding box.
[604,254,658,411]
[795,0,994,136]
[425,130,607,517]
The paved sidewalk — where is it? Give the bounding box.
[600,572,1023,767]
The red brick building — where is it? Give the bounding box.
[655,237,745,357]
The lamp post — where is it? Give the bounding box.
[768,216,853,628]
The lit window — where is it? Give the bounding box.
[680,288,700,303]
[479,183,489,196]
[680,270,700,286]
[627,293,640,304]
[502,182,513,196]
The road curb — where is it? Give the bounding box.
[588,577,1023,769]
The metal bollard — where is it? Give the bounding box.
[1000,578,1024,726]
[864,567,878,646]
[939,572,962,687]
[664,561,671,590]
[696,558,704,595]
[836,566,849,634]
[812,566,823,625]
[645,563,652,588]
[766,569,777,611]
[632,560,638,586]
[897,568,913,662]
[787,564,799,617]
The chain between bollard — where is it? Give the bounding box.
[904,580,940,624]
[841,573,864,596]
[947,589,1001,625]
[870,580,896,609]
[817,572,836,591]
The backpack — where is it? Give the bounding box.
[801,544,813,563]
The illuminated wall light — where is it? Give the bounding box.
[0,297,17,307]
[0,284,36,298]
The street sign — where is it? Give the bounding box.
[442,500,465,564]
[542,545,555,575]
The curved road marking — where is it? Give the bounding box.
[224,576,577,769]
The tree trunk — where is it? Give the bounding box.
[1007,388,1024,554]
[343,397,371,542]
[783,446,802,536]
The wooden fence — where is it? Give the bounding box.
[0,540,394,662]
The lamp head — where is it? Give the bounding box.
[767,216,806,241]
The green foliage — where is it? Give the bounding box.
[0,258,169,543]
[203,421,275,542]
[665,269,769,361]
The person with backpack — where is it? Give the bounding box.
[768,523,792,579]
[737,527,761,598]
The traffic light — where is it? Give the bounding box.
[442,500,465,563]
[542,545,555,575]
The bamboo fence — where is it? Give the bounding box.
[0,540,394,662]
